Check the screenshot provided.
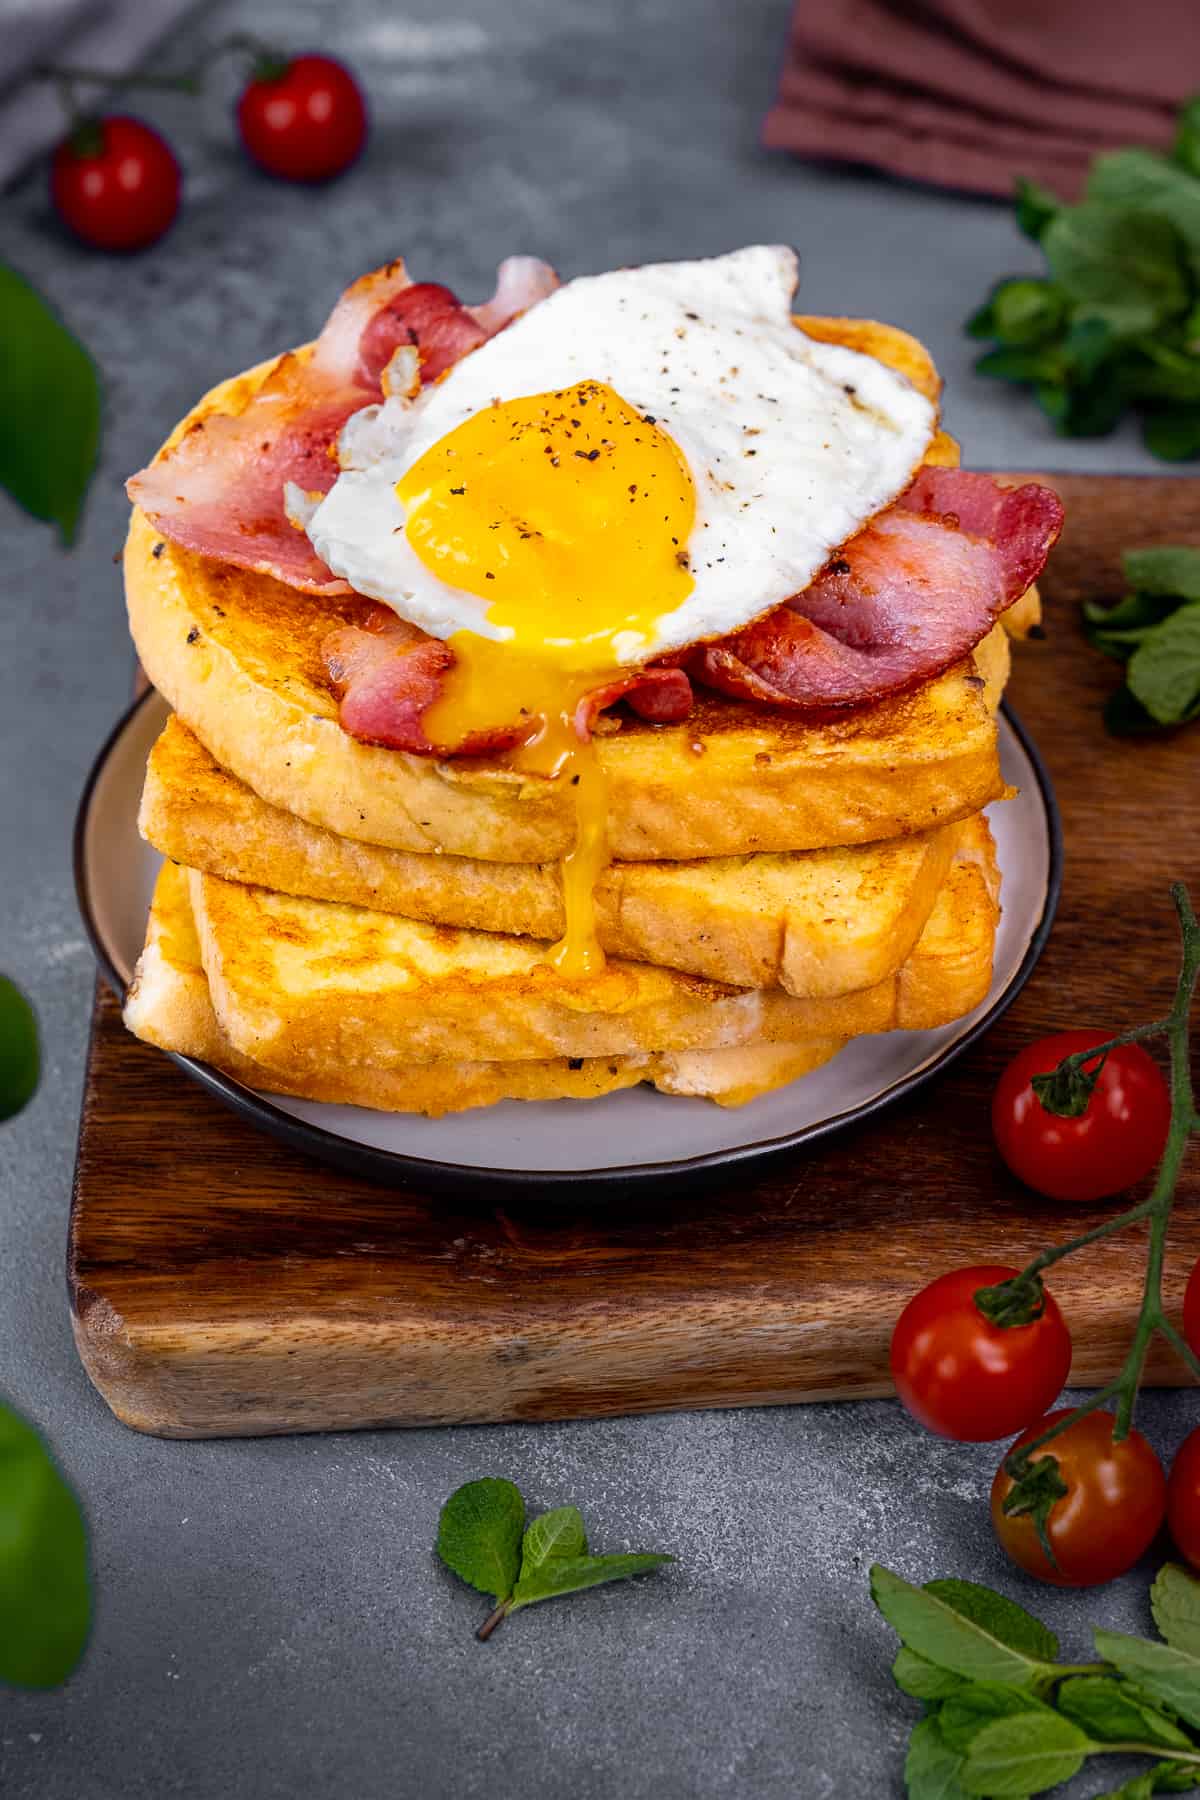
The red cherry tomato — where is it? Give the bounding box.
[1168,1426,1200,1572]
[991,1409,1166,1586]
[992,1029,1170,1203]
[890,1264,1072,1442]
[236,55,367,182]
[50,116,181,252]
[1184,1259,1200,1362]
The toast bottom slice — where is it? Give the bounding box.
[185,817,1001,1073]
[124,863,846,1114]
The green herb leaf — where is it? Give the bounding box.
[937,1679,1052,1753]
[0,263,101,545]
[518,1505,587,1581]
[1143,406,1200,462]
[1123,548,1200,600]
[1084,588,1185,661]
[1153,1565,1200,1658]
[870,1567,1056,1686]
[1175,93,1200,180]
[959,1710,1091,1796]
[1057,1673,1194,1749]
[436,1478,525,1604]
[991,279,1069,346]
[1086,149,1200,279]
[1094,1629,1200,1730]
[1043,206,1190,331]
[510,1551,673,1612]
[1127,604,1200,724]
[904,1715,972,1800]
[0,1402,90,1687]
[1103,682,1163,736]
[893,1647,969,1701]
[1015,178,1063,243]
[0,976,39,1123]
[1095,1763,1200,1798]
[975,344,1067,384]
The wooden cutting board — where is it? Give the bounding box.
[69,475,1200,1438]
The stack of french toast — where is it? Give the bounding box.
[121,284,1045,1118]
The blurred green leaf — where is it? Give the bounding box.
[1043,206,1190,331]
[1174,93,1200,179]
[0,976,38,1122]
[1143,405,1200,461]
[0,1403,90,1687]
[0,263,101,545]
[1087,148,1200,277]
[1014,177,1063,243]
[1122,547,1200,600]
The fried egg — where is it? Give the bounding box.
[303,244,935,668]
[298,245,936,976]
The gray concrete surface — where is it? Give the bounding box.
[1,2,1195,1795]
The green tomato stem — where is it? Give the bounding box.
[998,881,1200,1473]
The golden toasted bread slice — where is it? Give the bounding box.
[183,817,999,1074]
[124,862,845,1113]
[142,714,966,997]
[124,315,1007,864]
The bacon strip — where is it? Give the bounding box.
[323,611,693,755]
[127,257,558,594]
[690,468,1063,712]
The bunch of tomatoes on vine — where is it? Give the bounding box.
[44,36,368,253]
[891,881,1200,1591]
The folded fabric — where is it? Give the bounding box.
[765,0,1192,198]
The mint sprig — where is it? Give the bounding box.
[1084,546,1200,735]
[874,1563,1200,1797]
[967,92,1200,460]
[435,1478,672,1639]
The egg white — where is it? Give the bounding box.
[302,245,937,661]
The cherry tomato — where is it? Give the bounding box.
[890,1264,1072,1442]
[1183,1259,1200,1362]
[992,1409,1166,1586]
[992,1029,1170,1203]
[50,116,181,252]
[236,54,367,182]
[1168,1426,1200,1571]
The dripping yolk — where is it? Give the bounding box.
[397,380,696,977]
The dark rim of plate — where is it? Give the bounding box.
[74,687,1063,1200]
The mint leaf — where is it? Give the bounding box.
[893,1647,968,1701]
[938,1680,1052,1753]
[1086,149,1200,279]
[511,1551,672,1611]
[959,1711,1090,1796]
[1096,1766,1200,1798]
[976,345,1068,384]
[519,1505,587,1580]
[924,1579,1060,1663]
[870,1568,1055,1687]
[1043,206,1190,331]
[1127,604,1200,723]
[1095,1630,1200,1730]
[1057,1674,1194,1749]
[1143,406,1200,461]
[0,263,100,545]
[904,1715,971,1800]
[0,975,38,1122]
[0,1402,90,1687]
[1153,1566,1200,1658]
[436,1478,525,1604]
[1176,93,1200,181]
[1084,588,1184,661]
[1015,178,1063,243]
[1123,548,1200,600]
[1104,683,1163,736]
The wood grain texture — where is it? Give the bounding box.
[70,475,1200,1437]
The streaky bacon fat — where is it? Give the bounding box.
[323,611,693,755]
[690,468,1063,712]
[126,256,559,595]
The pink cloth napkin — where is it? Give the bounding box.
[765,0,1195,198]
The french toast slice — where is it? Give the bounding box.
[142,714,964,998]
[124,862,846,1113]
[124,315,1010,864]
[183,817,1000,1074]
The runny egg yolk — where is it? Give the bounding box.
[397,380,696,976]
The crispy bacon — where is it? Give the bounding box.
[323,611,694,755]
[690,468,1063,712]
[127,257,558,594]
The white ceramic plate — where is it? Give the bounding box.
[76,691,1061,1197]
